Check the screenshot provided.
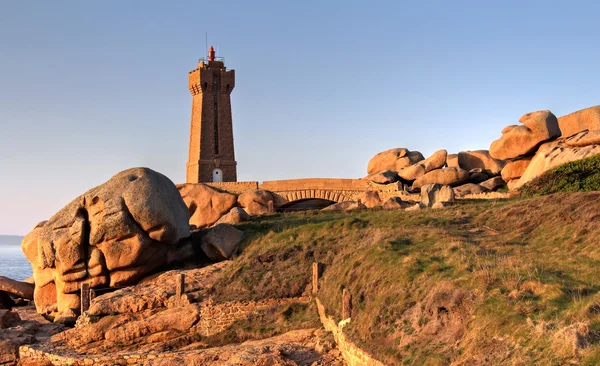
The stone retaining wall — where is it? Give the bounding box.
[194,296,311,336]
[19,296,310,365]
[315,298,384,366]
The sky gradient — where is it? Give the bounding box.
[1,0,599,234]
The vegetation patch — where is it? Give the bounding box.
[210,193,600,364]
[520,154,600,196]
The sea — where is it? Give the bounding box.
[0,235,32,281]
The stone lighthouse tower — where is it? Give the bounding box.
[186,46,237,183]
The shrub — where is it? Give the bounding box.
[520,154,600,196]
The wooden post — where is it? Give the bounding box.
[267,200,275,214]
[342,288,352,320]
[312,262,324,295]
[80,283,90,314]
[176,273,185,297]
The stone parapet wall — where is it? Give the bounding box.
[259,178,397,192]
[177,181,259,195]
[204,181,259,194]
[315,298,384,366]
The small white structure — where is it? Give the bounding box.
[212,168,223,182]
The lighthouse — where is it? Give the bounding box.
[186,46,237,183]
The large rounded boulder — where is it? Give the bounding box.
[412,167,470,190]
[21,168,192,319]
[458,150,505,176]
[557,105,600,138]
[237,190,275,216]
[367,148,424,175]
[399,150,447,181]
[178,184,237,228]
[489,110,561,160]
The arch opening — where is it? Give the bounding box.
[278,198,336,212]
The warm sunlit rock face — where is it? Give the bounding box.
[21,168,193,320]
[489,110,561,160]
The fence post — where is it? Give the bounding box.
[176,273,185,297]
[268,200,275,214]
[312,262,324,295]
[80,283,90,314]
[342,288,352,320]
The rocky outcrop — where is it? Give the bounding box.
[513,143,600,189]
[214,207,251,226]
[469,172,489,183]
[367,148,424,175]
[0,276,34,300]
[364,170,400,184]
[200,224,244,261]
[21,168,193,319]
[558,105,600,138]
[412,167,470,190]
[322,201,366,212]
[382,197,409,210]
[354,191,382,208]
[454,183,488,197]
[458,150,505,176]
[88,263,229,316]
[0,306,66,365]
[446,154,459,168]
[178,184,237,229]
[0,310,20,329]
[420,184,455,207]
[480,176,505,191]
[564,129,600,147]
[398,150,447,181]
[237,190,275,216]
[490,110,561,160]
[501,157,533,182]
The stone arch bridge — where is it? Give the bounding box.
[205,178,404,209]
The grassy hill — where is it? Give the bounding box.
[520,154,600,196]
[209,193,600,365]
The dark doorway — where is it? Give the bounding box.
[278,198,336,212]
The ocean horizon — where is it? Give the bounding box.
[0,235,31,281]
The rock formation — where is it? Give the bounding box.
[367,148,424,175]
[398,149,447,181]
[322,201,366,212]
[21,168,194,320]
[480,176,505,191]
[178,183,237,228]
[458,150,505,176]
[364,170,400,184]
[454,183,488,197]
[382,197,409,210]
[354,191,382,208]
[214,207,251,226]
[512,143,600,189]
[490,110,561,160]
[501,157,533,182]
[199,224,244,261]
[557,105,600,138]
[0,276,34,301]
[412,167,470,190]
[420,184,455,207]
[237,190,275,216]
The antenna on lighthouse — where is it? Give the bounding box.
[205,32,208,58]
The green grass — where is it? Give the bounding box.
[520,154,600,196]
[209,193,600,365]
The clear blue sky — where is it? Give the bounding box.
[1,0,599,234]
